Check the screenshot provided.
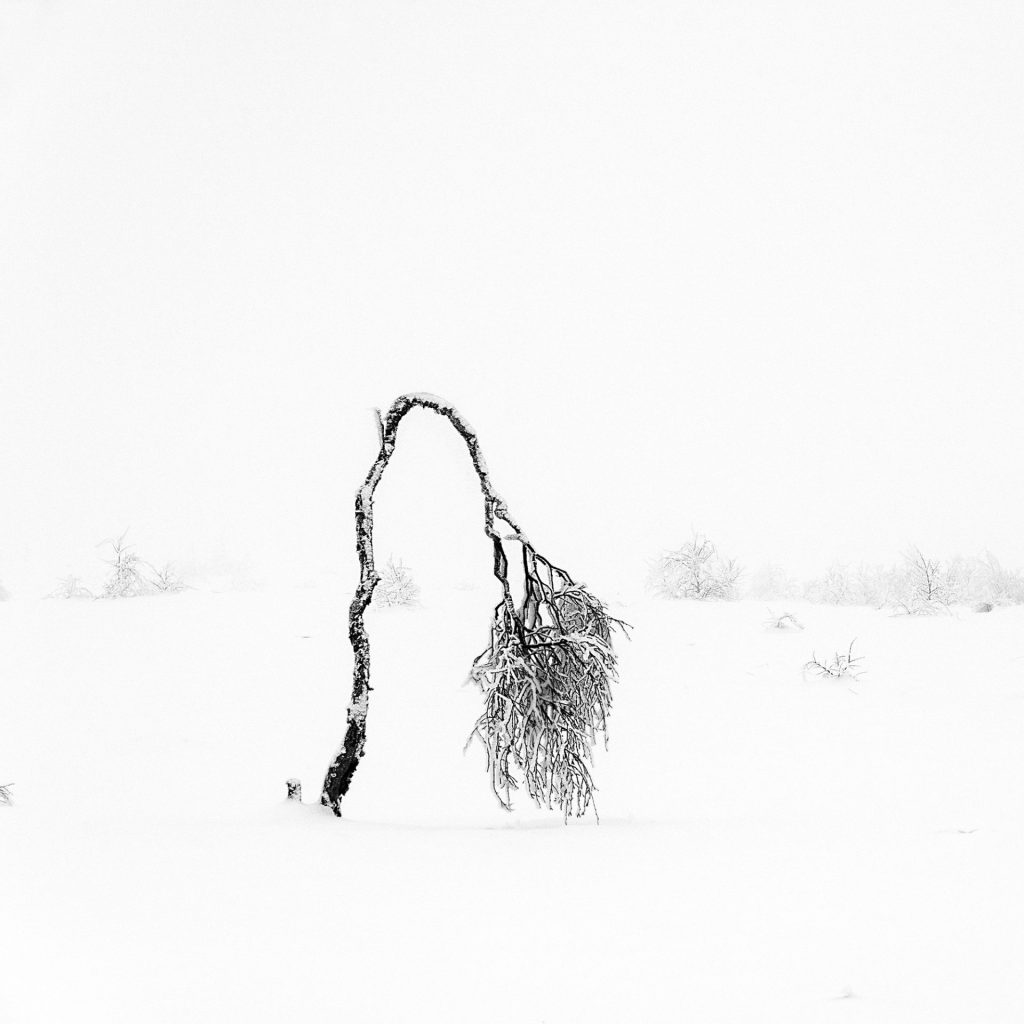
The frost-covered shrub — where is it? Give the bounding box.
[764,609,804,630]
[648,533,742,601]
[745,549,1024,611]
[101,533,155,599]
[913,550,1024,608]
[747,564,801,601]
[373,556,420,607]
[944,554,981,605]
[48,535,186,600]
[803,562,857,605]
[97,532,186,599]
[976,551,1024,606]
[802,562,898,607]
[0,783,13,806]
[851,562,898,609]
[150,563,186,593]
[887,547,952,616]
[47,575,95,599]
[0,580,9,601]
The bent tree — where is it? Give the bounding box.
[321,393,627,820]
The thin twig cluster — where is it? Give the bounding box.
[887,547,951,616]
[804,640,865,681]
[373,556,420,607]
[467,548,628,820]
[0,783,13,806]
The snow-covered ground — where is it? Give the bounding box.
[2,4,1022,1019]
[3,585,1023,1023]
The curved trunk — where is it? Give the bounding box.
[320,393,528,815]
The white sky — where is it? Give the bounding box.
[2,1,1022,597]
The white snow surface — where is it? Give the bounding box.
[3,586,1024,1022]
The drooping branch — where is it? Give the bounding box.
[321,393,626,820]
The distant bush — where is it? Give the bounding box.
[887,547,952,616]
[977,551,1024,606]
[374,556,420,607]
[149,563,186,593]
[747,564,801,601]
[944,554,980,605]
[764,609,804,630]
[797,549,1024,611]
[47,575,95,599]
[100,532,157,599]
[803,562,857,605]
[851,562,899,609]
[648,533,742,601]
[47,532,187,600]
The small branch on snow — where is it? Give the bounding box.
[803,640,865,681]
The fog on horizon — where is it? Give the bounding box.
[2,1,1021,599]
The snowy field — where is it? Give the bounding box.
[3,585,1023,1023]
[3,2,1022,1020]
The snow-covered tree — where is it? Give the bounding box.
[320,394,627,820]
[648,533,742,601]
[888,546,951,615]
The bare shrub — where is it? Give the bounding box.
[373,556,420,607]
[96,532,185,598]
[47,575,95,600]
[977,551,1024,606]
[747,564,801,601]
[803,562,856,605]
[888,546,951,615]
[648,533,742,601]
[150,562,186,594]
[0,783,13,806]
[100,532,155,599]
[764,609,804,630]
[945,554,981,605]
[804,640,865,681]
[852,562,898,609]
